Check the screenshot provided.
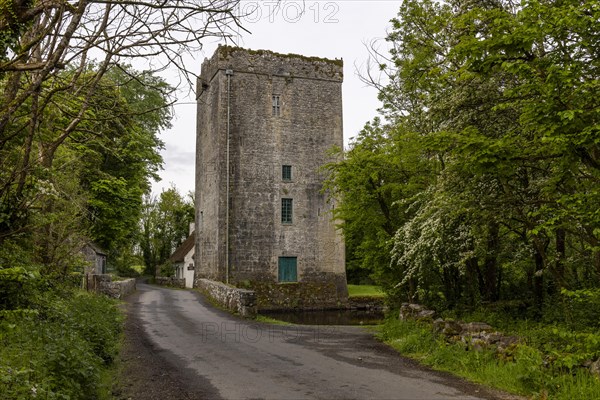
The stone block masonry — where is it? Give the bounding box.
[195,46,348,309]
[197,278,257,317]
[88,274,136,299]
[155,277,186,288]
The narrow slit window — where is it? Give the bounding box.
[272,95,281,116]
[282,165,292,181]
[281,198,293,224]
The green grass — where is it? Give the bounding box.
[379,318,600,400]
[109,274,130,281]
[347,284,385,298]
[254,314,293,325]
[130,265,145,274]
[98,355,121,400]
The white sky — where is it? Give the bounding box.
[152,1,401,195]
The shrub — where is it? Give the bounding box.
[560,288,600,330]
[158,261,175,277]
[0,284,123,399]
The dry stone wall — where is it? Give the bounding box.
[197,278,257,317]
[399,303,600,377]
[88,274,136,299]
[155,277,186,288]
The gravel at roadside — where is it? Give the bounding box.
[111,290,220,400]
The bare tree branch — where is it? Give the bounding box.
[0,0,243,241]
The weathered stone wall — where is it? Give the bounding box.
[197,278,257,317]
[399,303,519,353]
[196,53,225,282]
[197,47,343,90]
[195,46,348,308]
[103,278,136,299]
[348,296,386,311]
[400,303,600,377]
[81,245,105,275]
[88,274,136,299]
[248,273,347,310]
[155,277,186,288]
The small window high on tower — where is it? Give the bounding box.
[282,165,292,181]
[281,198,293,224]
[272,95,281,116]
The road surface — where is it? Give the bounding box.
[121,283,509,400]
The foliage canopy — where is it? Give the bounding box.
[328,0,600,315]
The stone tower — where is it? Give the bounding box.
[195,46,347,309]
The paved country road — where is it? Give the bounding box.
[118,283,514,400]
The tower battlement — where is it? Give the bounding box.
[197,46,343,97]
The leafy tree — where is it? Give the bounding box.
[325,118,435,285]
[78,67,170,269]
[451,0,600,283]
[336,0,599,313]
[0,64,173,278]
[138,187,194,276]
[0,1,240,264]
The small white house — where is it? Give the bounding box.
[169,231,195,288]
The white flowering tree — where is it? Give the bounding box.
[330,0,600,312]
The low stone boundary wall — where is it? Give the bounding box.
[197,279,257,317]
[348,296,386,311]
[399,303,519,353]
[399,302,600,377]
[155,277,186,288]
[249,276,348,310]
[87,274,136,299]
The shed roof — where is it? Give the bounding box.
[85,242,107,256]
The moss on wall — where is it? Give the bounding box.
[246,280,347,310]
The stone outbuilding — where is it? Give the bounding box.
[195,46,348,309]
[81,242,107,275]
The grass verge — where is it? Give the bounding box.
[98,352,122,400]
[347,284,385,298]
[254,314,293,325]
[379,318,600,400]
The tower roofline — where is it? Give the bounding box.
[198,46,343,93]
[216,45,343,67]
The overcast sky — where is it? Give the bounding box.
[152,1,401,195]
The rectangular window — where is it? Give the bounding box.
[272,95,281,116]
[278,257,297,282]
[281,198,293,224]
[282,165,292,181]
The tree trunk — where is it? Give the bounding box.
[533,247,545,316]
[408,278,417,303]
[554,228,566,289]
[465,256,480,306]
[595,250,600,285]
[484,221,500,301]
